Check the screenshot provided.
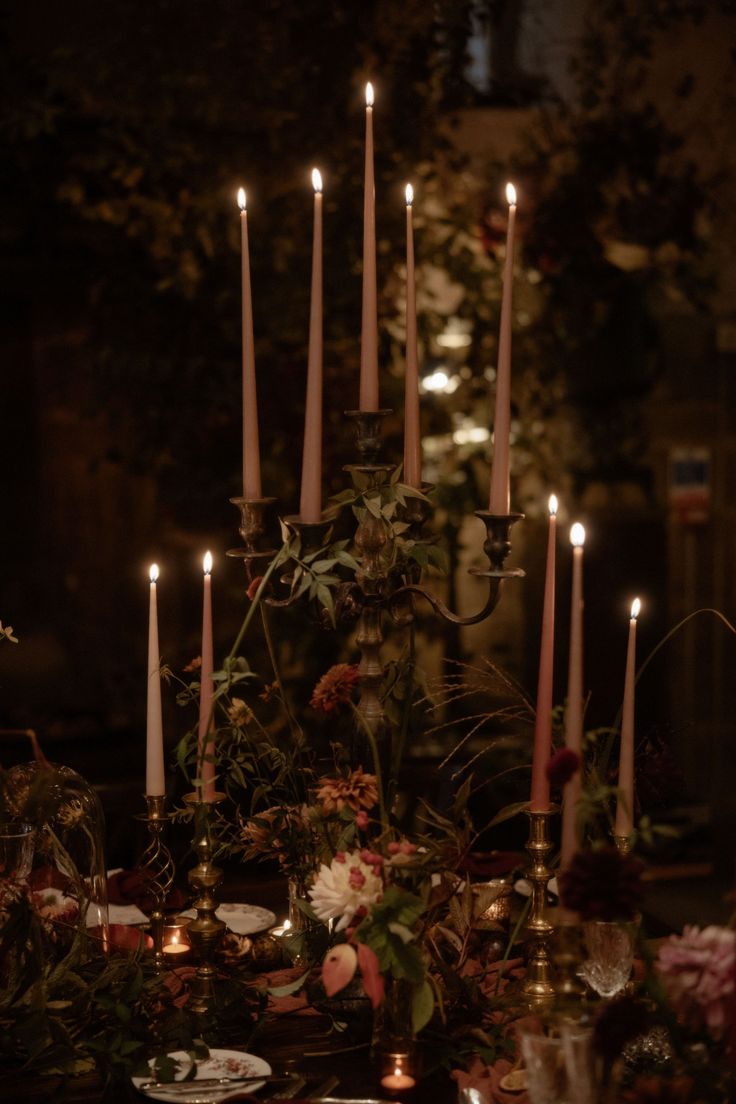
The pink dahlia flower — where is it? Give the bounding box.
[656,924,736,1039]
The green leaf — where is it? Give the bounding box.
[485,800,530,829]
[267,969,310,998]
[412,979,434,1033]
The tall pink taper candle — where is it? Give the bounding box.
[489,182,517,514]
[198,551,216,802]
[359,82,379,411]
[560,523,586,868]
[238,189,262,499]
[299,169,324,523]
[530,495,558,811]
[403,183,421,488]
[614,598,641,839]
[146,564,165,797]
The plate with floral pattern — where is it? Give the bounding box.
[180,901,276,935]
[132,1048,271,1102]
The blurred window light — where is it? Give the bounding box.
[452,418,490,446]
[436,317,473,349]
[422,369,450,393]
[420,369,461,395]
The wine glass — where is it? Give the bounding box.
[519,1023,595,1104]
[580,919,637,998]
[0,822,35,881]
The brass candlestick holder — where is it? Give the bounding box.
[522,806,558,1006]
[184,792,227,1016]
[227,495,278,583]
[613,834,632,854]
[137,794,175,972]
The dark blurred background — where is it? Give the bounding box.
[1,0,736,901]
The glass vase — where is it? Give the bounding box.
[1,762,109,941]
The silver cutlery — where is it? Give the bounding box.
[140,1075,290,1092]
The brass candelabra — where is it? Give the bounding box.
[522,807,558,1006]
[228,409,524,767]
[137,795,175,972]
[183,792,227,1016]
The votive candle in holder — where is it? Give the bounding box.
[379,1051,417,1096]
[162,916,192,959]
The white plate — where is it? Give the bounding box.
[514,876,558,898]
[131,1048,271,1103]
[181,902,276,935]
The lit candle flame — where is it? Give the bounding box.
[394,1067,402,1078]
[283,919,291,932]
[149,563,159,583]
[365,81,374,107]
[312,167,322,193]
[570,522,586,548]
[237,187,246,211]
[405,183,414,206]
[548,494,558,517]
[631,597,641,620]
[203,551,213,575]
[506,181,517,206]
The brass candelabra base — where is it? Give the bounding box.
[522,806,558,1007]
[137,795,175,972]
[183,792,227,1016]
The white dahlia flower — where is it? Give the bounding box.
[308,849,383,931]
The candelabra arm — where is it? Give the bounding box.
[389,511,524,627]
[389,577,502,627]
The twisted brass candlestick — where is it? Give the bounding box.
[184,793,226,1016]
[522,807,558,1006]
[137,795,175,972]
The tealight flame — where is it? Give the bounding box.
[405,183,414,206]
[149,563,159,583]
[570,522,586,548]
[237,187,246,211]
[203,551,213,575]
[283,919,291,932]
[365,81,374,107]
[631,597,641,620]
[506,181,517,206]
[312,167,322,193]
[394,1068,402,1079]
[548,494,558,517]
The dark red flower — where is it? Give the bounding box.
[558,845,644,922]
[246,575,264,602]
[546,748,580,789]
[310,663,359,714]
